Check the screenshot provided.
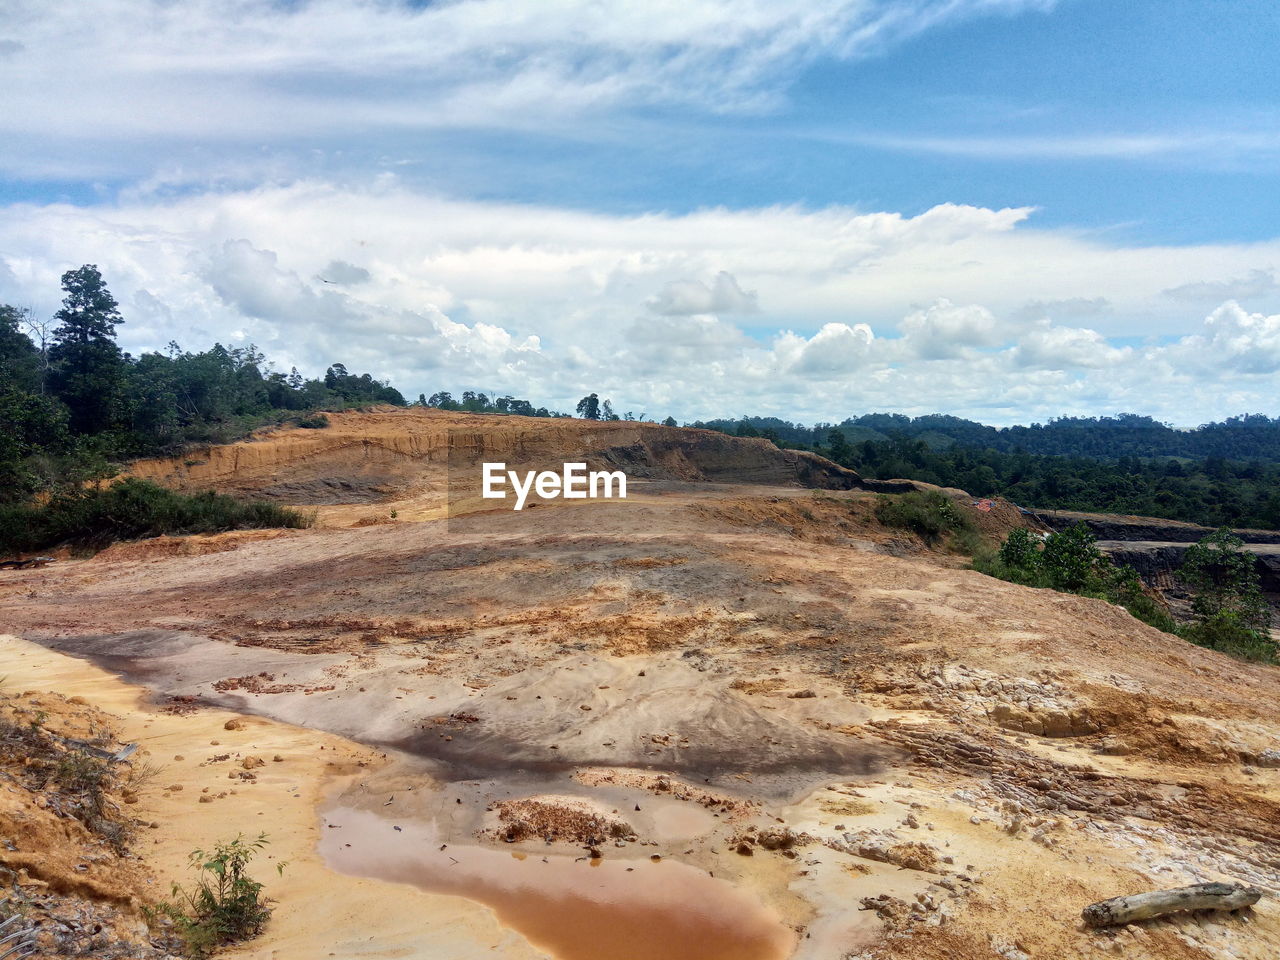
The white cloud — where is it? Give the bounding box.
[898,298,1003,358]
[1163,268,1279,303]
[648,271,759,315]
[1010,320,1131,369]
[0,0,1061,178]
[1162,301,1280,375]
[2,181,1280,424]
[778,322,875,375]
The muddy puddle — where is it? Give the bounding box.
[318,804,795,960]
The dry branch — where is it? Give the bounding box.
[1083,882,1262,928]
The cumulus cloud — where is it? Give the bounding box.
[1162,300,1280,374]
[898,298,1004,358]
[2,181,1280,424]
[778,322,875,375]
[320,260,372,286]
[648,272,758,315]
[1011,320,1131,369]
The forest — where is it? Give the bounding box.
[696,417,1280,529]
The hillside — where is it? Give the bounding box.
[1,410,1277,960]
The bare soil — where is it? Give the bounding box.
[2,408,1277,959]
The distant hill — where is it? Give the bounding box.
[693,412,1280,463]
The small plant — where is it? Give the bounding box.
[296,413,330,429]
[157,834,281,958]
[389,509,398,520]
[875,490,975,549]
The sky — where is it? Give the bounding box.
[1,0,1278,427]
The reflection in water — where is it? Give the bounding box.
[320,806,794,960]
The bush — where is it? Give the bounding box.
[156,834,281,958]
[1179,612,1277,664]
[998,527,1042,570]
[295,413,329,429]
[0,478,312,554]
[1175,530,1274,662]
[976,524,1177,634]
[875,491,975,548]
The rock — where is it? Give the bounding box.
[241,755,265,770]
[788,689,817,699]
[223,719,244,731]
[1257,749,1280,769]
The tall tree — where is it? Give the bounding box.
[576,393,600,420]
[48,265,124,434]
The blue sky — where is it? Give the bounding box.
[1,0,1278,425]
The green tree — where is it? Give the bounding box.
[576,393,600,420]
[48,265,124,435]
[1180,529,1269,630]
[1040,523,1103,592]
[0,305,41,392]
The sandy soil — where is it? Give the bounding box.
[3,408,1278,959]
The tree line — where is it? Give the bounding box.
[1,265,406,502]
[695,411,1280,462]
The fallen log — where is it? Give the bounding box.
[1083,882,1263,928]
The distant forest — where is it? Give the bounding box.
[4,264,1278,528]
[692,415,1280,529]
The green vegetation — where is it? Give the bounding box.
[156,834,282,958]
[422,390,565,418]
[978,525,1275,663]
[874,490,979,552]
[1177,529,1276,663]
[1,267,407,506]
[0,478,312,554]
[695,416,1280,529]
[0,706,131,850]
[973,522,1176,633]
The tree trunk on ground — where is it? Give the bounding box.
[1083,882,1263,927]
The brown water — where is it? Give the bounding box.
[319,805,795,960]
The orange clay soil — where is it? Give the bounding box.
[0,408,1276,960]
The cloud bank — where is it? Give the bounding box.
[1,180,1277,425]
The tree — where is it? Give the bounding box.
[0,305,41,392]
[52,265,122,344]
[48,265,125,435]
[662,416,677,427]
[601,399,617,421]
[1180,529,1268,630]
[576,393,600,420]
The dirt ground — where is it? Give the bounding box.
[2,409,1277,959]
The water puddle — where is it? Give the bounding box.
[319,804,795,960]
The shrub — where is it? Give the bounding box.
[1175,530,1274,662]
[0,478,312,554]
[998,527,1041,570]
[156,834,281,958]
[296,413,329,429]
[1179,612,1277,664]
[976,524,1178,634]
[875,491,975,548]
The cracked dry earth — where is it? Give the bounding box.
[2,450,1279,957]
